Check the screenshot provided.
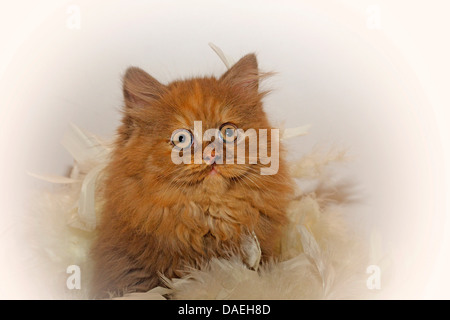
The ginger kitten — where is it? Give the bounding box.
[90,54,294,298]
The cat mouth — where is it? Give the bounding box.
[209,164,220,176]
[200,163,250,181]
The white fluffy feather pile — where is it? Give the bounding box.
[26,124,376,300]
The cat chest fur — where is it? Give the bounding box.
[140,185,262,255]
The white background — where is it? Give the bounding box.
[0,0,449,298]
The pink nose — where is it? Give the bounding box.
[204,150,220,165]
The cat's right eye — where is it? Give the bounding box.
[171,129,193,149]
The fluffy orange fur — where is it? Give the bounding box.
[90,54,295,298]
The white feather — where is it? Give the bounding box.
[209,42,233,69]
[281,125,311,140]
[26,172,79,184]
[297,225,335,296]
[75,164,106,231]
[61,123,110,170]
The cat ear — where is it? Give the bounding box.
[123,67,165,109]
[220,53,259,92]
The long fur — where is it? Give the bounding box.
[90,54,295,298]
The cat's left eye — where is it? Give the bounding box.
[171,129,193,149]
[219,123,238,143]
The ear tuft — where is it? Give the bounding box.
[123,67,165,108]
[220,53,260,92]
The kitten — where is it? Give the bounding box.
[90,54,295,298]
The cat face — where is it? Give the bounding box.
[117,54,278,192]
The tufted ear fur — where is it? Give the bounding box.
[123,66,166,109]
[119,67,166,141]
[220,53,259,93]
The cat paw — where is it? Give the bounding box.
[241,231,262,271]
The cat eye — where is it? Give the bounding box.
[219,123,238,143]
[171,129,193,149]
